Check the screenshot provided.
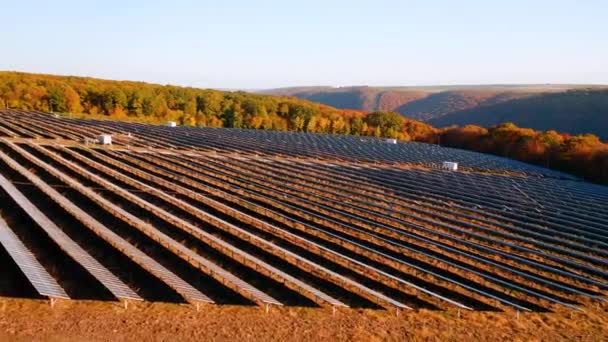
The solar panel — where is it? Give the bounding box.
[0,124,18,137]
[50,145,352,308]
[103,149,413,309]
[220,156,608,282]
[0,149,213,305]
[227,158,607,293]
[2,110,608,312]
[0,149,141,302]
[150,152,596,310]
[119,151,466,308]
[82,148,423,309]
[1,109,581,179]
[117,151,476,309]
[0,120,41,139]
[13,141,280,307]
[0,214,69,299]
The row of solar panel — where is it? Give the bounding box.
[0,111,606,312]
[99,147,607,311]
[164,153,607,296]
[0,110,577,179]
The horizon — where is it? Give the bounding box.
[2,1,607,88]
[2,70,608,92]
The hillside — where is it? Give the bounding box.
[0,71,365,131]
[263,86,608,138]
[392,90,533,121]
[428,89,608,140]
[262,85,591,116]
[264,86,386,111]
[0,72,437,141]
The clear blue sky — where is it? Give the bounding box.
[1,0,606,89]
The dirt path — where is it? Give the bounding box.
[1,298,607,341]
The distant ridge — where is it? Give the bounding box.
[428,89,608,140]
[262,85,608,139]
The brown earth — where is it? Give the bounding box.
[1,298,607,341]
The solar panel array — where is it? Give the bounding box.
[0,109,606,313]
[0,214,68,299]
[0,149,213,305]
[0,109,575,179]
[0,156,142,302]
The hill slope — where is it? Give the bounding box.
[0,71,436,141]
[0,71,369,131]
[428,89,608,140]
[265,86,390,111]
[393,90,533,121]
[262,85,591,116]
[263,85,608,138]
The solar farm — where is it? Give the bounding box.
[1,109,607,319]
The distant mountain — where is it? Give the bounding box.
[392,90,534,121]
[264,86,385,111]
[262,85,608,139]
[261,85,585,116]
[428,89,608,140]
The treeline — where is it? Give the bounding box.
[1,71,607,184]
[440,123,608,183]
[0,71,433,140]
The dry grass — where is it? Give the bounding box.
[1,298,607,341]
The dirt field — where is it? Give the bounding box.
[1,298,607,341]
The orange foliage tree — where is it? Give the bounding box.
[441,123,608,183]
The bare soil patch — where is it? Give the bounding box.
[1,298,607,341]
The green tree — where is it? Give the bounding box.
[365,111,404,137]
[196,91,223,116]
[48,86,66,112]
[350,117,364,135]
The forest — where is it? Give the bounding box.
[0,72,435,140]
[439,124,608,183]
[1,71,607,184]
